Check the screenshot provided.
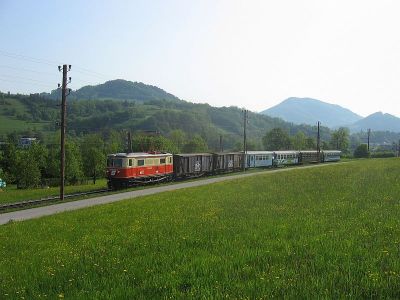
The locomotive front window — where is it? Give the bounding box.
[113,159,123,167]
[160,158,166,164]
[138,159,145,166]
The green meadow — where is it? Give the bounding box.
[0,159,399,298]
[0,179,107,205]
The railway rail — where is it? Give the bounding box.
[0,188,110,212]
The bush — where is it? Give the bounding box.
[370,151,396,158]
[354,144,370,158]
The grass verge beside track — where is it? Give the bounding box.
[0,180,108,205]
[0,158,400,298]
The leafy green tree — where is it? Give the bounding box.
[169,129,186,152]
[65,141,84,184]
[28,143,48,179]
[354,144,370,158]
[183,135,208,153]
[330,127,350,153]
[305,137,316,150]
[104,129,124,154]
[132,135,178,153]
[291,131,306,150]
[262,128,291,150]
[81,134,106,184]
[12,149,41,188]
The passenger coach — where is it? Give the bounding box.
[245,151,274,168]
[274,151,300,166]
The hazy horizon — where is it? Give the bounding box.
[1,0,400,117]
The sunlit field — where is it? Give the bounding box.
[0,159,399,298]
[0,179,107,204]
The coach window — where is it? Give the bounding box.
[138,159,145,166]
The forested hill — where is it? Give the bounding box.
[0,92,332,150]
[42,79,181,102]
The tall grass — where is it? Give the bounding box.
[0,179,107,204]
[0,159,399,298]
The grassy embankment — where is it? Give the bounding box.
[0,179,107,205]
[0,166,272,205]
[0,158,400,298]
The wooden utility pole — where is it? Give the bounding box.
[367,128,371,152]
[219,135,223,152]
[398,139,400,157]
[243,109,248,172]
[317,121,321,163]
[59,64,71,201]
[127,131,132,153]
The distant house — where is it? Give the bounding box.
[19,137,37,148]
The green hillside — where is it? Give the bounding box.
[0,97,50,134]
[44,79,181,102]
[0,91,331,150]
[1,159,399,298]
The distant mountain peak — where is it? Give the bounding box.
[348,111,400,133]
[261,97,362,128]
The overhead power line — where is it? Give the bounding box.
[0,49,116,81]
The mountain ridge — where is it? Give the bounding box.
[348,111,400,133]
[261,97,363,128]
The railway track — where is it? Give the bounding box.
[0,189,110,212]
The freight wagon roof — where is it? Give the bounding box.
[173,153,213,157]
[213,152,242,155]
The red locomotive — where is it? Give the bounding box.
[106,152,173,189]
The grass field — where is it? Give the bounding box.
[0,179,107,204]
[0,159,399,298]
[0,98,48,134]
[0,167,271,205]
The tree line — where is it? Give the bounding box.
[0,126,352,189]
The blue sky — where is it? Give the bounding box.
[1,0,400,117]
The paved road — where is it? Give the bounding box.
[0,163,343,225]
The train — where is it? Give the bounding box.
[106,150,341,189]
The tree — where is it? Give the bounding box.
[132,135,178,153]
[169,129,186,152]
[291,131,306,150]
[28,143,48,179]
[65,141,84,184]
[81,134,106,184]
[354,144,370,158]
[104,129,124,154]
[262,128,291,150]
[305,137,316,150]
[12,149,41,188]
[330,127,350,153]
[183,135,208,153]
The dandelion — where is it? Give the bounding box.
[58,293,64,298]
